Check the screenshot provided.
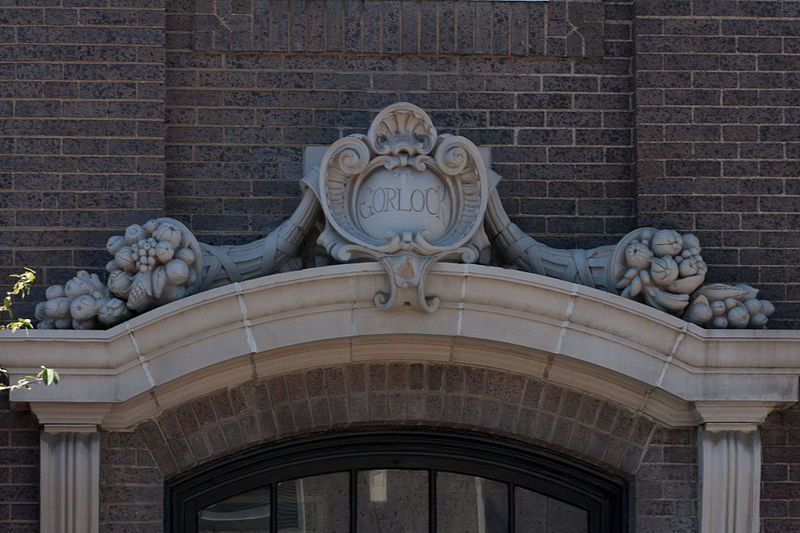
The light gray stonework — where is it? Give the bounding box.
[33,102,775,329]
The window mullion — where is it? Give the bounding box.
[350,469,357,533]
[270,481,277,533]
[429,469,437,533]
[508,483,515,533]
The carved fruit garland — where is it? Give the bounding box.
[615,229,706,314]
[105,219,201,313]
[612,228,773,328]
[35,218,202,329]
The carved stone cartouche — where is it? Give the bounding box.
[303,102,492,311]
[34,102,774,329]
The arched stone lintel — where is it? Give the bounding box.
[4,263,798,431]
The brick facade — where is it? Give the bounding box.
[4,0,799,327]
[761,404,800,532]
[1,0,167,316]
[2,0,800,531]
[635,0,800,328]
[0,392,41,533]
[116,363,695,532]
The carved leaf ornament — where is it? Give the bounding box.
[315,103,490,311]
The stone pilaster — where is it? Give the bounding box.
[40,426,100,533]
[32,403,111,533]
[695,401,776,533]
[699,426,760,533]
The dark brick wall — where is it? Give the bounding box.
[0,0,167,316]
[0,1,798,325]
[99,430,163,533]
[635,426,698,532]
[164,0,636,249]
[635,0,800,327]
[761,404,800,532]
[0,392,40,533]
[4,0,798,328]
[2,1,800,527]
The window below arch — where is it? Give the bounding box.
[166,427,628,533]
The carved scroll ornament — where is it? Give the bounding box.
[485,192,774,328]
[34,102,774,329]
[305,103,491,311]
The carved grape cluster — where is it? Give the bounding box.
[35,218,201,329]
[105,220,198,313]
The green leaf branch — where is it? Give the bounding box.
[1,269,60,392]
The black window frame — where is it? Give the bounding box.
[166,426,628,533]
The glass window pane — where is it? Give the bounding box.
[437,472,508,533]
[277,472,350,533]
[515,486,588,533]
[357,470,428,533]
[198,487,270,533]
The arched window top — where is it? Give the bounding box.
[166,427,627,533]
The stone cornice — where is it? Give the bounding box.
[2,263,798,429]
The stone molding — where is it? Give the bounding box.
[3,263,798,430]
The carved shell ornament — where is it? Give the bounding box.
[314,102,491,311]
[32,103,774,328]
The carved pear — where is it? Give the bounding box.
[165,259,190,285]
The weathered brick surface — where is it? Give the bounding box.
[635,0,800,327]
[99,430,162,533]
[760,404,800,532]
[635,426,699,532]
[165,1,635,248]
[0,0,167,318]
[127,362,693,531]
[193,0,605,58]
[0,392,40,533]
[1,0,799,328]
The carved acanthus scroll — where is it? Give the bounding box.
[34,102,775,329]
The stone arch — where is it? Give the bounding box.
[10,264,791,532]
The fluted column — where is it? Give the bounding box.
[40,425,100,533]
[699,426,760,533]
[695,401,776,533]
[32,403,110,533]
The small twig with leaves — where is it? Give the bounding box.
[1,269,60,392]
[1,268,36,333]
[0,366,60,392]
